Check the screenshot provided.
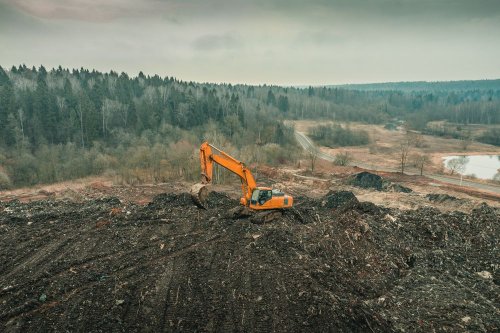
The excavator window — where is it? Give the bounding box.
[258,190,272,205]
[251,190,260,205]
[251,189,272,205]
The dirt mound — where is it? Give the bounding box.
[322,190,359,209]
[348,171,384,190]
[204,191,239,208]
[150,190,238,210]
[348,171,412,193]
[149,192,194,206]
[386,183,413,193]
[426,193,461,203]
[0,191,498,332]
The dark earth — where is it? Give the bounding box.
[348,171,412,193]
[0,190,498,332]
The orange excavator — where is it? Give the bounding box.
[190,141,293,212]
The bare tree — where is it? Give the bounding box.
[308,147,319,173]
[413,154,430,175]
[102,98,127,135]
[493,172,500,183]
[447,157,469,176]
[447,156,470,185]
[408,131,425,148]
[399,137,411,174]
[333,151,351,166]
[414,134,425,148]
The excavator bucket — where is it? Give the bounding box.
[190,183,210,208]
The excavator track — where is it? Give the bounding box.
[231,206,282,224]
[252,210,282,224]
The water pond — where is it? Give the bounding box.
[443,155,500,180]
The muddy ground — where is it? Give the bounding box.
[0,189,498,332]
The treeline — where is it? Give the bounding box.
[2,66,500,147]
[1,64,500,188]
[333,79,500,92]
[0,65,299,188]
[310,124,370,147]
[297,87,500,130]
[478,128,500,146]
[0,65,296,149]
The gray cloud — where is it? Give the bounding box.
[1,0,499,85]
[193,34,241,51]
[295,29,346,47]
[3,0,181,22]
[4,0,500,23]
[259,0,500,19]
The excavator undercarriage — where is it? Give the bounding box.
[230,206,283,224]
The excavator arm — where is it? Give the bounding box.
[195,142,256,206]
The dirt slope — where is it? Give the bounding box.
[0,191,498,332]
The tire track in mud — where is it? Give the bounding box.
[155,213,219,332]
[1,275,103,324]
[1,230,227,328]
[1,246,150,299]
[160,233,223,331]
[0,231,55,275]
[2,235,75,279]
[158,260,174,331]
[2,219,145,285]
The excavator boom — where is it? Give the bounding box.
[198,142,256,203]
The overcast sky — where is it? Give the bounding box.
[1,0,499,85]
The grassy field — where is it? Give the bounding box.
[293,120,500,176]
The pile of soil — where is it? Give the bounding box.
[322,190,359,209]
[348,172,412,193]
[386,183,413,193]
[348,171,385,190]
[426,193,462,203]
[0,191,498,332]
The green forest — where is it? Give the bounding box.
[1,65,499,188]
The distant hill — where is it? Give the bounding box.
[329,79,500,92]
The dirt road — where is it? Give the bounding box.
[295,131,500,195]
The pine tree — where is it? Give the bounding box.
[278,95,289,113]
[0,72,17,146]
[266,89,276,106]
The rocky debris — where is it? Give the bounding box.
[204,191,238,209]
[322,190,359,209]
[148,192,194,206]
[426,193,462,203]
[348,171,384,190]
[0,191,498,332]
[348,171,412,193]
[386,183,413,193]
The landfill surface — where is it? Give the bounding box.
[0,190,498,332]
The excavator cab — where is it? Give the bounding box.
[251,188,271,205]
[249,187,293,210]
